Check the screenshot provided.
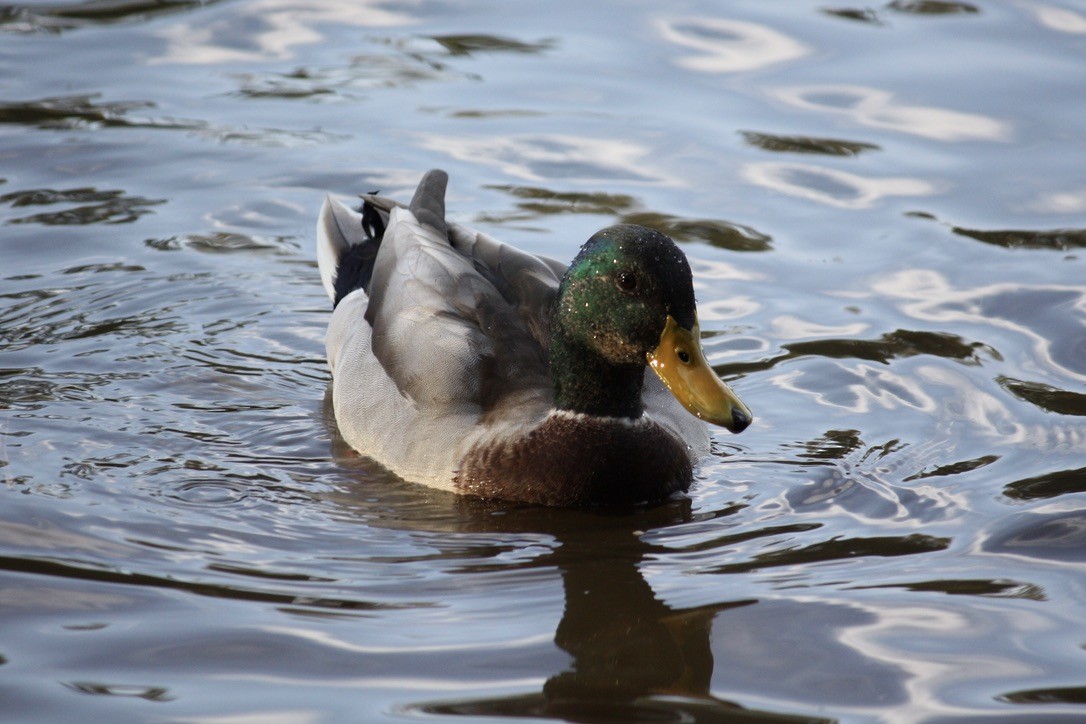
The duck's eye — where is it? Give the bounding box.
[617,271,638,292]
[677,348,691,364]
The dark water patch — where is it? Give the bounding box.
[725,326,999,381]
[706,533,949,574]
[887,0,979,15]
[622,212,773,252]
[430,33,555,56]
[233,69,337,100]
[440,108,546,119]
[61,452,159,482]
[999,377,1086,417]
[0,0,214,34]
[984,512,1086,562]
[788,329,989,365]
[173,400,284,413]
[853,578,1045,600]
[62,681,173,702]
[904,454,999,481]
[0,555,415,611]
[146,422,244,449]
[793,429,866,461]
[821,7,883,24]
[953,226,1086,251]
[0,368,145,408]
[206,563,336,584]
[999,686,1086,705]
[63,261,146,275]
[0,94,150,127]
[741,131,880,157]
[485,184,772,251]
[1003,467,1086,502]
[146,232,299,255]
[412,691,829,722]
[484,184,638,216]
[0,94,202,131]
[0,273,185,351]
[174,347,270,378]
[1,187,164,225]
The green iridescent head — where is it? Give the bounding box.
[550,224,752,432]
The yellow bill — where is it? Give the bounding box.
[647,315,752,433]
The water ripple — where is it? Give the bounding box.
[741,130,881,157]
[0,94,200,131]
[888,1,980,16]
[773,84,1010,142]
[952,225,1086,251]
[418,133,672,184]
[151,0,414,64]
[1,186,164,225]
[742,161,934,208]
[484,184,772,251]
[984,511,1086,563]
[0,0,216,34]
[657,16,809,73]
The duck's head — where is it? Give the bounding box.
[550,224,752,433]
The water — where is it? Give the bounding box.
[2,0,1085,720]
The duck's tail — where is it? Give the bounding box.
[404,168,448,237]
[316,170,449,308]
[316,194,379,307]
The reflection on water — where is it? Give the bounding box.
[403,503,793,721]
[742,161,934,208]
[984,510,1086,562]
[0,92,344,148]
[151,0,413,64]
[772,85,1009,142]
[431,34,555,56]
[4,0,1086,720]
[1003,466,1086,501]
[998,377,1086,418]
[887,1,979,15]
[952,225,1086,251]
[874,269,1086,381]
[0,0,217,34]
[1,186,164,225]
[481,184,773,251]
[0,94,199,131]
[145,231,299,255]
[741,131,880,157]
[418,133,672,184]
[1033,3,1086,34]
[1032,187,1086,214]
[657,16,809,73]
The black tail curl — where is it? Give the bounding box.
[330,192,385,308]
[360,191,386,242]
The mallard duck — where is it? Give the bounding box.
[317,170,751,506]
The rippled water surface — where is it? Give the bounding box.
[3,0,1086,721]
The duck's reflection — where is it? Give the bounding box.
[412,499,823,721]
[322,392,825,722]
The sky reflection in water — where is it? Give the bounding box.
[2,0,1086,721]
